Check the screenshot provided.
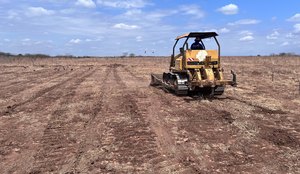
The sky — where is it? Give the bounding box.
[0,0,300,56]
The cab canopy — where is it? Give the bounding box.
[176,32,218,40]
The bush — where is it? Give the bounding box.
[129,53,135,57]
[270,52,299,57]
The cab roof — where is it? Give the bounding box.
[176,32,218,40]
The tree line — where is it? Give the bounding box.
[0,51,138,58]
[0,52,50,58]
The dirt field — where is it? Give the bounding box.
[0,56,299,173]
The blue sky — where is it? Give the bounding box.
[0,0,300,56]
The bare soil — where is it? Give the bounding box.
[0,56,299,173]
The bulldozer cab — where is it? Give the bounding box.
[171,32,221,71]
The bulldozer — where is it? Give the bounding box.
[150,32,237,96]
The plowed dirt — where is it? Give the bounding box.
[0,56,299,173]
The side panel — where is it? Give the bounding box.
[186,50,218,61]
[206,50,219,62]
[185,50,219,69]
[175,57,183,71]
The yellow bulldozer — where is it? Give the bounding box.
[150,32,237,96]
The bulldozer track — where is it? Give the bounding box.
[113,65,201,173]
[81,65,167,173]
[0,69,48,84]
[70,67,111,173]
[99,93,161,172]
[0,68,98,173]
[113,65,126,87]
[148,88,248,172]
[147,89,207,173]
[224,96,300,127]
[29,69,97,173]
[0,70,73,97]
[2,69,90,115]
[0,68,43,76]
[122,66,145,81]
[226,96,287,115]
[223,96,300,148]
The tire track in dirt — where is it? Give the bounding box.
[29,69,97,173]
[0,67,38,76]
[224,96,300,149]
[226,96,287,115]
[148,87,252,173]
[0,71,17,76]
[177,95,297,172]
[84,64,164,173]
[69,66,111,173]
[0,68,106,174]
[0,69,73,98]
[0,68,97,173]
[118,66,201,173]
[109,66,160,171]
[119,65,205,173]
[122,66,146,81]
[172,93,299,173]
[2,69,86,115]
[0,68,50,86]
[147,88,208,173]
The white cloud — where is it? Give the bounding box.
[286,33,294,38]
[266,30,279,40]
[122,9,177,22]
[136,36,142,42]
[69,39,81,44]
[145,10,177,21]
[26,7,55,17]
[21,38,32,46]
[205,28,230,34]
[287,13,300,22]
[124,9,142,16]
[228,19,260,26]
[22,38,31,42]
[271,16,277,21]
[204,29,217,33]
[113,23,139,29]
[180,5,204,18]
[85,37,103,42]
[34,41,43,45]
[217,4,238,15]
[4,39,10,42]
[97,0,149,9]
[239,36,254,41]
[294,23,300,33]
[281,42,289,46]
[7,10,20,19]
[219,28,230,33]
[239,30,253,36]
[75,0,96,8]
[239,30,254,41]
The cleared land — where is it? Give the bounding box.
[0,56,299,173]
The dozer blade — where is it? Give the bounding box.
[150,74,163,86]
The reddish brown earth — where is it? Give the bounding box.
[0,56,299,173]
